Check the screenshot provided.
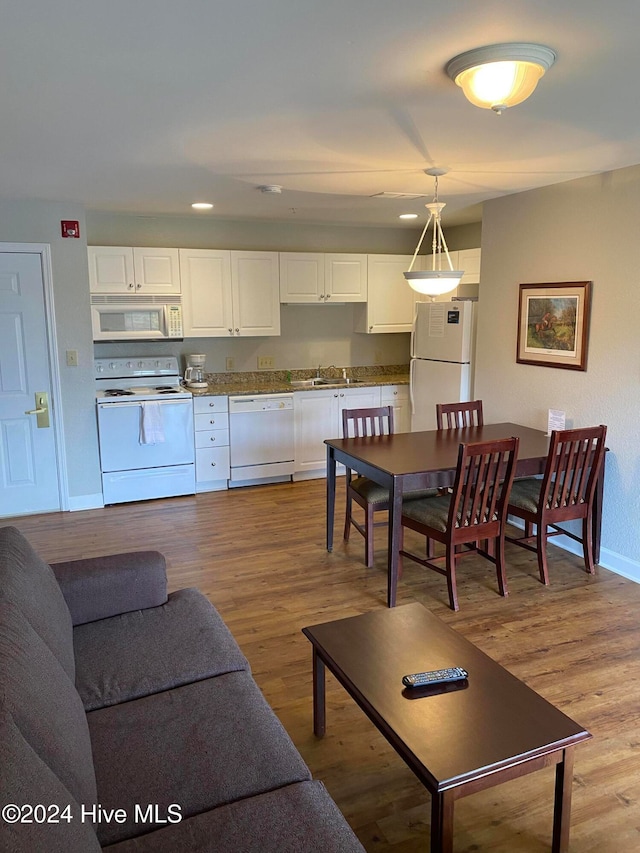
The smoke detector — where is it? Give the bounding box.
[259,185,282,194]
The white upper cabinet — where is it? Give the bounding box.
[180,249,233,337]
[354,254,421,334]
[88,247,180,294]
[421,248,482,302]
[180,249,280,337]
[231,251,280,336]
[280,252,367,303]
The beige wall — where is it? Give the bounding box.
[477,165,640,575]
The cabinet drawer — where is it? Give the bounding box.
[193,395,228,415]
[195,428,229,449]
[196,446,230,481]
[195,412,229,431]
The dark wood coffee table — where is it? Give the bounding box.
[302,603,591,852]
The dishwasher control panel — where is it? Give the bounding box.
[229,394,294,413]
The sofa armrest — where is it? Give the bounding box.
[50,551,168,626]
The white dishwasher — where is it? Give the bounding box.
[228,394,295,487]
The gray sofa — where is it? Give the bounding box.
[0,525,364,852]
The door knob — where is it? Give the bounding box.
[25,392,50,428]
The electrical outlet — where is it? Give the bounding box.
[66,349,79,367]
[257,356,275,369]
[225,357,234,371]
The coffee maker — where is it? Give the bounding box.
[184,354,208,389]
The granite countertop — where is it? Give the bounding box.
[189,365,409,397]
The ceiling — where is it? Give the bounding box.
[3,1,640,228]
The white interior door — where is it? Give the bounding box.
[0,251,61,515]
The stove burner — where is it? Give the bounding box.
[157,389,178,395]
[105,389,134,397]
[155,386,174,391]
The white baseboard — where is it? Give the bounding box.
[508,518,640,584]
[68,493,104,511]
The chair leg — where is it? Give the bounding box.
[364,504,375,568]
[343,487,352,541]
[582,515,596,574]
[445,545,459,612]
[536,523,550,585]
[495,534,508,598]
[426,537,435,558]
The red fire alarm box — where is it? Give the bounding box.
[61,220,80,238]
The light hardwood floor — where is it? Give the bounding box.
[6,479,640,852]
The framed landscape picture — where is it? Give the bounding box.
[516,281,592,371]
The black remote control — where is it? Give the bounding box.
[402,667,468,688]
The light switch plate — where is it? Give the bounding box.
[258,356,274,369]
[66,349,79,367]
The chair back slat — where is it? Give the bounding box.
[436,400,484,430]
[449,437,519,530]
[543,426,607,511]
[342,405,394,439]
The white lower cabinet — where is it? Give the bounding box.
[381,385,411,433]
[293,386,382,480]
[193,396,229,491]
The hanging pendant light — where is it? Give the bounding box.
[404,170,463,298]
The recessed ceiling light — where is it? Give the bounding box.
[191,202,214,210]
[399,213,418,219]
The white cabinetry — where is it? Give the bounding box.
[280,253,367,303]
[423,248,481,302]
[88,247,181,294]
[381,384,411,433]
[193,395,229,491]
[354,255,421,333]
[293,385,381,479]
[180,249,280,337]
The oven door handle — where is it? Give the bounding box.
[98,400,190,408]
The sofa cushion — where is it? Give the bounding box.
[0,598,97,810]
[88,671,312,846]
[103,780,365,852]
[73,588,250,711]
[0,526,74,680]
[0,708,102,853]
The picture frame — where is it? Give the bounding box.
[516,281,592,371]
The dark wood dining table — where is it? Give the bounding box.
[325,422,605,607]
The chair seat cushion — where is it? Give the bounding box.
[508,478,542,513]
[402,494,452,532]
[351,477,437,505]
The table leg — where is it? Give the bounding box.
[552,747,575,853]
[312,648,326,737]
[430,791,454,853]
[387,477,403,608]
[326,447,336,553]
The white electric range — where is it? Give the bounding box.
[95,356,195,505]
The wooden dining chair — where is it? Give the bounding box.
[342,406,435,568]
[436,400,484,429]
[506,424,607,585]
[397,436,519,611]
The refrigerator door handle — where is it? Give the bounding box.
[410,304,416,358]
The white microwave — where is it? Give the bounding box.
[91,297,183,341]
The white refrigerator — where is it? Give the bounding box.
[410,301,475,431]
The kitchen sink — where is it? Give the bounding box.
[290,377,365,388]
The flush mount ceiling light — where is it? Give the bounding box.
[399,213,418,220]
[404,169,463,298]
[446,43,556,114]
[191,202,213,210]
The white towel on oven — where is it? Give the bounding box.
[139,401,165,444]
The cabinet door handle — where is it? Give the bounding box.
[209,403,216,407]
[136,283,142,289]
[210,436,216,441]
[211,461,216,467]
[228,328,233,335]
[128,283,134,289]
[235,328,239,334]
